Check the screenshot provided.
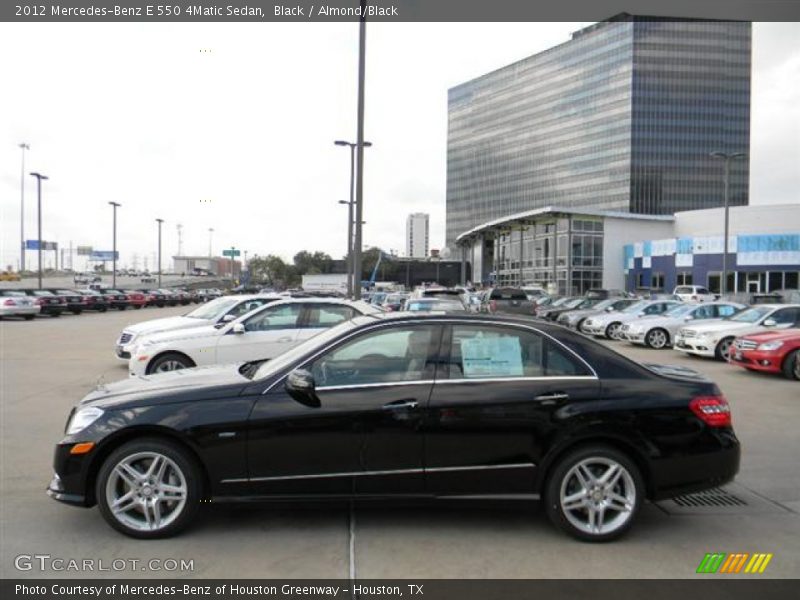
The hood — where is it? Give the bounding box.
[124,315,207,336]
[738,328,800,343]
[681,320,756,334]
[137,324,221,345]
[80,364,250,409]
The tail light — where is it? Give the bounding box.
[3,299,16,306]
[690,395,732,428]
[490,300,497,312]
[691,295,698,301]
[35,298,45,305]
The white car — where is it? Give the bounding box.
[581,300,681,339]
[674,304,800,360]
[115,294,280,360]
[673,285,717,303]
[0,290,40,320]
[621,302,745,349]
[128,298,380,376]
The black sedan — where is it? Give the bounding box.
[47,289,88,315]
[21,289,66,316]
[48,313,739,541]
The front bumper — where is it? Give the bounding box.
[729,349,783,374]
[622,328,646,344]
[581,322,607,336]
[46,473,87,507]
[48,442,97,508]
[115,345,132,360]
[0,305,40,317]
[673,335,716,357]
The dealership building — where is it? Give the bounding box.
[455,204,799,295]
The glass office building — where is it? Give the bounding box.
[446,15,751,251]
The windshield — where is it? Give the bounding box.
[186,296,243,319]
[564,298,585,308]
[32,290,54,296]
[728,306,772,323]
[252,317,367,380]
[622,301,648,313]
[576,298,600,309]
[591,299,615,310]
[664,304,694,317]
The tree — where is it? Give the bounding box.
[249,254,294,288]
[293,250,333,275]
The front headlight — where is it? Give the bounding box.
[66,406,104,435]
[757,341,784,351]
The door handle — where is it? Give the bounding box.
[533,392,569,405]
[382,400,418,411]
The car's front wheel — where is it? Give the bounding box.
[714,337,735,361]
[605,322,623,340]
[545,445,643,542]
[782,349,800,381]
[95,438,201,538]
[645,328,670,349]
[148,353,195,374]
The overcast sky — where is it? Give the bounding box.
[1,22,798,271]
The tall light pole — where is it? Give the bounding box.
[335,139,371,297]
[338,199,354,297]
[19,143,30,273]
[710,151,747,296]
[109,202,121,288]
[156,218,164,288]
[29,172,48,289]
[208,228,214,257]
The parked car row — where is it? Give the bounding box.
[0,286,212,320]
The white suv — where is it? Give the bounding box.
[673,285,717,303]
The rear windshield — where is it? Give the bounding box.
[490,288,527,300]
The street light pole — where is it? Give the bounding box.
[208,228,214,258]
[109,202,121,288]
[334,140,372,297]
[354,0,367,300]
[338,199,354,297]
[710,152,747,296]
[156,218,164,288]
[19,143,30,273]
[29,172,48,290]
[230,246,236,284]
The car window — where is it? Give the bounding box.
[310,325,438,387]
[770,308,799,325]
[716,304,738,318]
[227,299,270,318]
[490,288,527,300]
[675,287,691,294]
[643,304,662,315]
[447,325,589,380]
[306,304,357,327]
[244,304,302,332]
[697,287,710,295]
[691,305,714,319]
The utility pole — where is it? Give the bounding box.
[156,218,164,288]
[19,143,30,273]
[353,0,368,299]
[710,152,747,296]
[29,172,48,290]
[109,202,121,288]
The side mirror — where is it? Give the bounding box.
[684,315,694,321]
[285,369,320,408]
[763,318,777,327]
[220,314,236,323]
[605,307,614,312]
[232,323,246,334]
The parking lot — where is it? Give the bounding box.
[1,307,799,579]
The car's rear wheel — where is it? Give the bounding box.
[71,309,83,315]
[645,328,669,349]
[605,322,623,340]
[134,305,143,310]
[148,353,195,374]
[96,438,201,538]
[117,305,127,311]
[545,445,643,542]
[782,349,800,381]
[24,315,35,321]
[714,337,735,361]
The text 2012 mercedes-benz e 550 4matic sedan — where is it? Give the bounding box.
[47,313,739,542]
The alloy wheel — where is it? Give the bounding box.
[559,457,636,537]
[717,338,734,361]
[104,452,187,533]
[606,323,622,340]
[647,329,668,349]
[155,359,187,373]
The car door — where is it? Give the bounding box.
[246,323,441,496]
[214,304,303,364]
[764,307,800,330]
[425,323,600,496]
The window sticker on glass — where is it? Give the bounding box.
[461,335,523,377]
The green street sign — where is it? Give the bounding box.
[222,249,241,257]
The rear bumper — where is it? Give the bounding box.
[650,436,740,500]
[39,305,65,315]
[0,306,40,316]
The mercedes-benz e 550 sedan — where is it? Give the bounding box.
[48,313,739,542]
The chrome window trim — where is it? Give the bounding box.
[316,380,433,392]
[436,376,597,384]
[221,462,536,484]
[261,317,599,394]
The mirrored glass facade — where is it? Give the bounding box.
[446,16,751,250]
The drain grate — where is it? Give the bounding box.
[657,483,792,516]
[672,487,747,508]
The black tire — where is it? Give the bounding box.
[714,337,735,361]
[117,305,127,311]
[51,312,61,318]
[604,322,622,340]
[148,352,195,374]
[71,309,83,315]
[575,318,586,332]
[24,315,35,321]
[95,438,201,539]
[99,307,108,313]
[134,305,143,310]
[782,349,800,381]
[545,444,644,542]
[645,328,670,349]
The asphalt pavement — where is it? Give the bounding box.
[1,307,798,579]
